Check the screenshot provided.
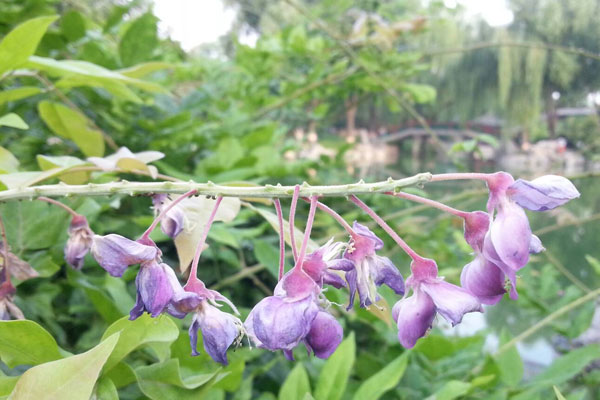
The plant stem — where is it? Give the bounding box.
[0,173,432,202]
[387,191,470,219]
[186,196,223,286]
[304,198,356,236]
[495,287,600,356]
[37,196,80,217]
[349,195,421,261]
[289,185,300,262]
[292,196,318,272]
[273,199,286,281]
[430,173,491,182]
[141,189,197,239]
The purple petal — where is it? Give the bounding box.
[420,280,482,326]
[131,261,175,318]
[529,234,545,254]
[305,311,343,359]
[189,314,201,356]
[410,257,438,281]
[489,201,531,270]
[509,175,580,211]
[345,268,358,310]
[198,305,241,365]
[328,259,355,272]
[463,211,490,251]
[322,271,346,289]
[161,206,185,238]
[372,256,405,295]
[274,268,319,301]
[393,288,436,348]
[64,215,93,270]
[246,295,318,351]
[486,172,515,213]
[483,235,519,300]
[352,222,384,250]
[91,234,158,277]
[283,349,295,361]
[460,254,505,305]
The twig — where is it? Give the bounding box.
[0,174,432,202]
[210,264,266,290]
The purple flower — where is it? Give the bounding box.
[64,215,93,270]
[152,194,185,238]
[393,257,481,348]
[305,310,343,359]
[90,234,158,277]
[0,276,23,320]
[302,239,351,289]
[460,254,506,305]
[342,222,405,309]
[508,175,580,211]
[189,301,244,365]
[129,260,183,319]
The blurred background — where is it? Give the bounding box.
[0,0,599,399]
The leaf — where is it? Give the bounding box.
[279,364,311,400]
[0,376,18,397]
[528,344,600,387]
[117,62,173,78]
[174,196,241,272]
[8,333,119,400]
[425,381,472,400]
[553,386,566,400]
[0,87,43,107]
[100,314,180,371]
[36,154,89,184]
[93,377,118,400]
[0,320,63,368]
[314,332,355,400]
[26,56,165,93]
[0,16,58,76]
[134,359,224,400]
[352,352,409,400]
[0,147,19,174]
[60,11,86,42]
[253,239,280,278]
[247,204,318,254]
[494,330,523,386]
[585,255,600,276]
[0,114,28,130]
[119,13,158,66]
[38,101,104,157]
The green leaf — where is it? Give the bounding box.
[0,376,18,397]
[0,114,28,130]
[134,359,224,400]
[0,147,19,174]
[8,333,119,400]
[93,377,118,400]
[528,344,600,387]
[101,314,180,371]
[60,11,86,42]
[117,62,173,78]
[0,16,58,76]
[0,87,43,106]
[36,154,89,184]
[352,352,409,400]
[425,381,472,400]
[279,364,311,400]
[38,100,104,157]
[253,239,280,278]
[585,255,600,276]
[315,332,355,400]
[119,13,158,67]
[0,320,63,368]
[494,330,523,386]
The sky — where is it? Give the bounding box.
[153,0,514,52]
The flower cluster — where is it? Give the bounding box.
[15,172,578,364]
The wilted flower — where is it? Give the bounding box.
[130,260,184,319]
[90,234,158,277]
[152,194,185,238]
[305,310,343,359]
[342,222,405,309]
[394,257,482,348]
[301,239,351,289]
[64,214,94,269]
[0,274,23,320]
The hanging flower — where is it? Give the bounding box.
[64,215,94,269]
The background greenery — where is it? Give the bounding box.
[0,0,599,399]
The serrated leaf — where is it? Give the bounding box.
[38,100,104,157]
[8,333,119,400]
[0,147,19,174]
[0,16,58,76]
[315,332,355,400]
[352,352,409,400]
[100,314,180,371]
[0,114,28,130]
[0,320,63,368]
[279,364,311,400]
[0,87,43,107]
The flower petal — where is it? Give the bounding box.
[460,254,505,305]
[463,211,490,251]
[393,288,436,348]
[352,222,384,250]
[305,311,343,359]
[322,271,346,289]
[489,201,531,270]
[509,175,580,211]
[529,234,545,254]
[132,261,175,318]
[420,280,482,326]
[91,234,158,277]
[372,256,405,295]
[198,304,241,365]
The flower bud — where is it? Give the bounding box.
[64,215,93,270]
[91,234,158,277]
[305,311,343,359]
